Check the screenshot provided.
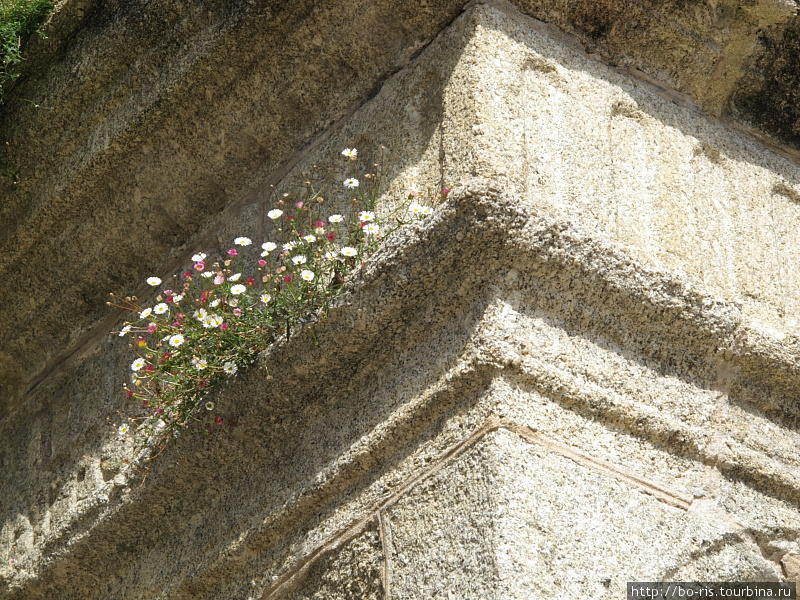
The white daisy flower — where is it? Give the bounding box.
[172,294,183,302]
[153,303,169,315]
[118,325,132,337]
[139,307,153,319]
[230,284,247,295]
[261,241,277,252]
[205,401,214,410]
[194,308,208,320]
[292,255,307,265]
[193,357,208,370]
[301,270,315,282]
[409,202,423,214]
[228,273,242,282]
[344,178,359,189]
[191,252,207,262]
[328,214,344,223]
[324,251,337,260]
[340,247,357,257]
[421,206,432,215]
[303,234,316,243]
[358,211,375,221]
[282,241,296,251]
[146,277,162,286]
[228,298,238,307]
[131,358,146,371]
[201,271,215,278]
[169,334,185,347]
[203,315,224,329]
[118,423,130,436]
[223,361,238,375]
[341,148,357,158]
[234,237,252,246]
[267,209,283,219]
[210,299,221,308]
[364,223,379,235]
[260,293,271,303]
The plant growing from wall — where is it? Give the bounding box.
[111,149,447,451]
[0,0,55,102]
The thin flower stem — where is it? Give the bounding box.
[112,146,445,455]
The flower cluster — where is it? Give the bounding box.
[112,149,449,448]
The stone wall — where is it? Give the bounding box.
[1,0,799,598]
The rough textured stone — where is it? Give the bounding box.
[283,520,385,600]
[1,0,800,598]
[3,0,800,410]
[0,0,464,407]
[731,14,800,149]
[3,180,798,596]
[782,554,800,582]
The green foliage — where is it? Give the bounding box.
[0,0,55,101]
[111,148,448,452]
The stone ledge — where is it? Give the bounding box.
[3,1,800,596]
[3,182,798,598]
[5,0,800,409]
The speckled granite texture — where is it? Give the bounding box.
[2,0,800,598]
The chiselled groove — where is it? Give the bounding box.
[262,417,499,599]
[248,314,794,599]
[378,511,394,600]
[259,513,378,600]
[508,350,800,507]
[262,414,694,599]
[9,183,800,597]
[700,359,736,503]
[505,423,693,510]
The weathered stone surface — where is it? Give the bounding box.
[731,14,800,149]
[3,0,800,411]
[283,520,385,600]
[1,0,800,598]
[514,0,799,124]
[782,553,800,582]
[0,0,464,407]
[3,180,798,596]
